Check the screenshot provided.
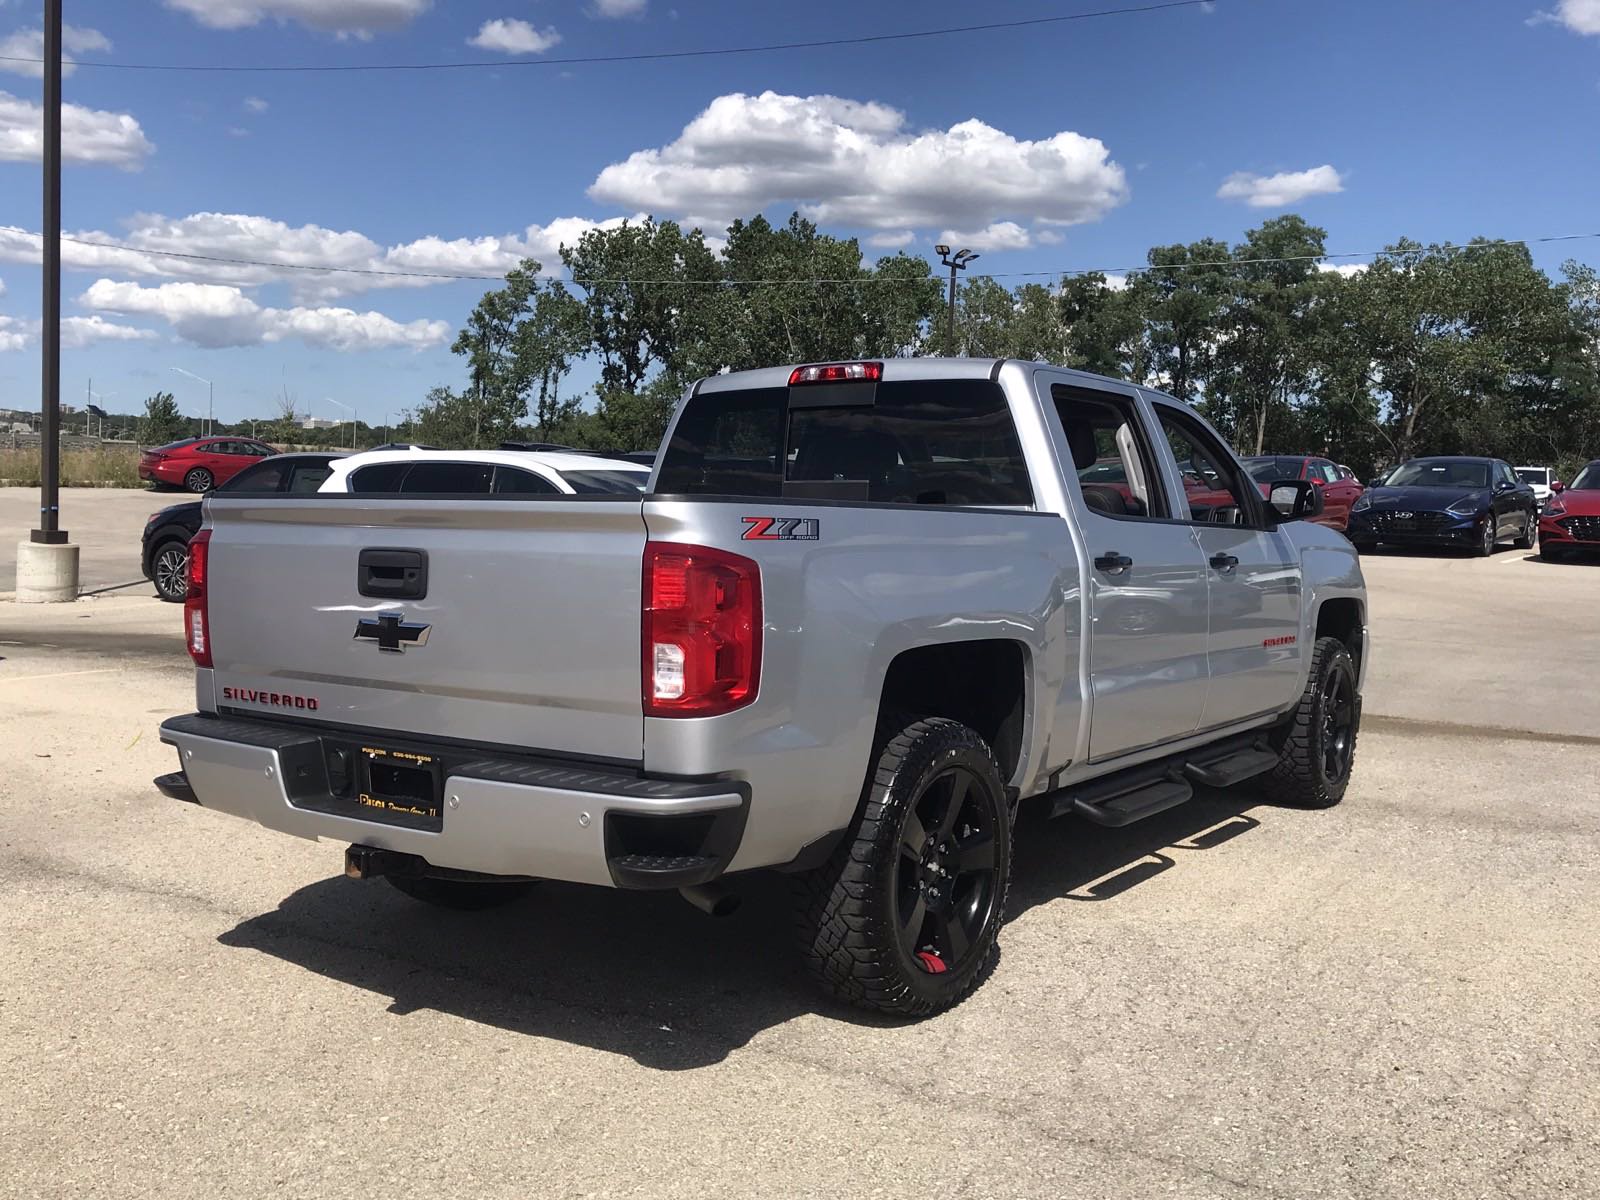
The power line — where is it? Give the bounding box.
[8,228,1598,290]
[0,1,1216,73]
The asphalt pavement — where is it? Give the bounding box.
[2,506,1598,1198]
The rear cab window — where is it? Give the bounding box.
[656,378,1033,508]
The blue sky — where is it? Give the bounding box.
[1,0,1598,426]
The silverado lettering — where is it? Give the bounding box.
[221,686,320,711]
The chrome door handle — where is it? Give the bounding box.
[1094,552,1133,575]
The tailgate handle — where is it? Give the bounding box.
[358,548,428,600]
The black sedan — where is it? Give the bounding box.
[1345,456,1539,556]
[142,453,343,601]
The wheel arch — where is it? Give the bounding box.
[876,638,1032,787]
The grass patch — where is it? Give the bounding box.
[0,447,146,488]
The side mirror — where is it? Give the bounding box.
[1494,479,1515,492]
[1552,481,1566,494]
[1268,479,1323,521]
[1366,477,1385,490]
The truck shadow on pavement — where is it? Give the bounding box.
[217,787,1266,1070]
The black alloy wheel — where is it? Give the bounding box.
[796,716,1012,1017]
[894,762,1002,976]
[1261,636,1360,809]
[1319,661,1358,785]
[184,467,214,494]
[151,541,190,602]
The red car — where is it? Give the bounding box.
[138,436,277,493]
[1538,460,1600,561]
[1243,455,1365,530]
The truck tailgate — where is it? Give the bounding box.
[202,496,647,760]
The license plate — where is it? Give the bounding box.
[353,743,443,831]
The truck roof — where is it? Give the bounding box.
[696,356,1004,394]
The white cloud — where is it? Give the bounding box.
[164,0,428,36]
[1217,164,1344,208]
[63,315,159,347]
[0,24,112,77]
[937,221,1031,253]
[0,311,156,350]
[81,278,449,350]
[1317,261,1367,278]
[0,275,6,296]
[0,314,29,352]
[0,90,153,168]
[590,0,647,16]
[244,96,269,113]
[468,18,561,54]
[866,230,914,250]
[588,91,1129,237]
[1530,0,1600,34]
[1036,229,1065,245]
[0,212,637,301]
[227,126,250,138]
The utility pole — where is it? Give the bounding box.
[17,0,78,601]
[934,245,979,355]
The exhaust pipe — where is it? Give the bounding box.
[678,882,740,918]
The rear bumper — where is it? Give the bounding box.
[158,713,748,889]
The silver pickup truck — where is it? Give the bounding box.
[156,358,1366,1016]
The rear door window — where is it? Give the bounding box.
[490,466,559,494]
[1052,385,1169,520]
[656,379,1032,507]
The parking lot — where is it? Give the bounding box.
[3,487,1598,1199]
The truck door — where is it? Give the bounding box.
[1150,403,1303,729]
[1049,383,1211,762]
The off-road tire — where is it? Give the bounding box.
[1261,636,1359,809]
[795,716,1012,1018]
[184,467,214,494]
[384,875,536,910]
[1512,511,1535,550]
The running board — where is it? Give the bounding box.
[1049,772,1194,828]
[1184,746,1280,788]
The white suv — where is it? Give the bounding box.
[1516,465,1556,510]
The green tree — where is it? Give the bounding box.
[1135,238,1233,402]
[1210,215,1331,454]
[561,218,724,395]
[139,391,187,446]
[1058,273,1149,380]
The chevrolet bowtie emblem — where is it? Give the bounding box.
[353,611,431,653]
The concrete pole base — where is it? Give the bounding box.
[15,539,80,603]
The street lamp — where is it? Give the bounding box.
[935,245,980,355]
[326,398,355,449]
[170,366,213,437]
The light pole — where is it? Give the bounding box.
[935,245,979,355]
[88,387,115,438]
[327,398,355,449]
[170,366,214,436]
[17,0,75,601]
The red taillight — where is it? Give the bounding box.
[642,542,761,718]
[184,529,212,668]
[788,361,882,385]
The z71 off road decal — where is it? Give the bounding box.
[741,516,820,541]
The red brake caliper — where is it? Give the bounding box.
[916,950,948,974]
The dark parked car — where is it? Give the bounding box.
[1345,456,1538,556]
[141,453,343,601]
[1539,460,1600,561]
[1242,455,1365,530]
[138,436,279,493]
